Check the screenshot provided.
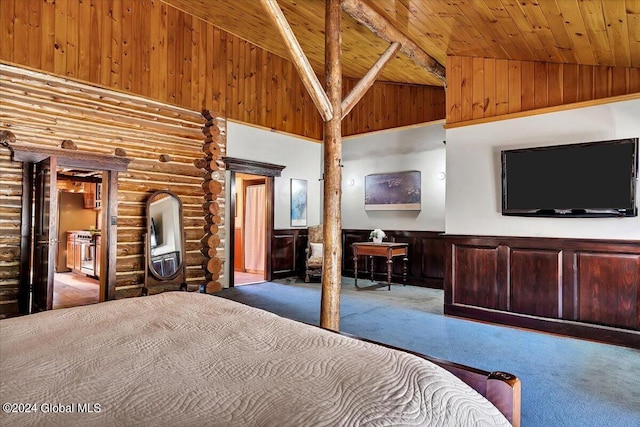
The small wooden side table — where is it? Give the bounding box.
[352,242,408,290]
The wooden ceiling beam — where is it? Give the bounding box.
[341,0,446,85]
[341,41,401,119]
[259,0,333,122]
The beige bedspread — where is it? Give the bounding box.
[0,292,510,426]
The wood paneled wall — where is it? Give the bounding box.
[0,0,445,140]
[0,63,217,313]
[341,82,445,136]
[446,56,640,125]
[342,229,445,289]
[445,235,640,348]
[271,229,308,280]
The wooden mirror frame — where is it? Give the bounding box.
[142,190,187,295]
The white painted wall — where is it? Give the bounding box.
[341,122,447,231]
[445,99,640,240]
[225,120,323,229]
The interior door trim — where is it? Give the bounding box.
[8,143,130,171]
[223,157,284,287]
[10,144,131,311]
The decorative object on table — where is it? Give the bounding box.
[290,178,307,227]
[369,228,386,243]
[364,171,421,211]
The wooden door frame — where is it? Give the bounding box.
[32,156,58,311]
[223,157,285,288]
[238,176,267,277]
[10,143,130,311]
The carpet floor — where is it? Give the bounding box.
[217,277,640,427]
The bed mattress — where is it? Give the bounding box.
[0,291,510,426]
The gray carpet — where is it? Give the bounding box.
[217,277,640,427]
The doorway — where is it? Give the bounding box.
[223,157,285,288]
[234,173,267,286]
[53,170,103,309]
[11,143,128,314]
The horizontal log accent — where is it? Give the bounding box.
[205,282,223,293]
[202,142,221,157]
[203,201,220,215]
[201,247,218,258]
[202,179,223,195]
[444,234,640,348]
[203,224,220,235]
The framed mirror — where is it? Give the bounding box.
[143,190,187,295]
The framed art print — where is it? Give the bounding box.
[364,171,421,211]
[290,178,308,226]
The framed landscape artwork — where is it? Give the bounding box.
[290,178,308,226]
[364,171,421,211]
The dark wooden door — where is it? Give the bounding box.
[32,156,58,312]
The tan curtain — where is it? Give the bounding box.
[244,184,266,273]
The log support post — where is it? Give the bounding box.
[259,0,404,330]
[320,0,343,331]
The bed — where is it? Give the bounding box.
[0,291,520,426]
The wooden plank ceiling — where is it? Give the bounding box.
[164,0,640,87]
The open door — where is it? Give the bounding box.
[32,156,58,312]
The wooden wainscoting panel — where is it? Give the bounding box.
[271,229,307,279]
[576,252,640,329]
[444,235,640,348]
[509,248,562,318]
[421,236,446,285]
[341,230,446,289]
[389,233,417,278]
[452,245,500,309]
[342,230,368,276]
[272,234,295,274]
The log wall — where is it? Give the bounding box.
[198,110,226,293]
[446,56,640,125]
[0,138,22,315]
[0,0,445,140]
[0,63,222,313]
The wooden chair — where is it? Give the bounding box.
[305,224,323,282]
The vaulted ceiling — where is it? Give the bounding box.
[164,0,640,87]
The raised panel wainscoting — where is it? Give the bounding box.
[271,229,308,280]
[269,229,446,289]
[445,235,640,348]
[342,230,445,289]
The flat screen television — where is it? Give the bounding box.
[501,138,638,217]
